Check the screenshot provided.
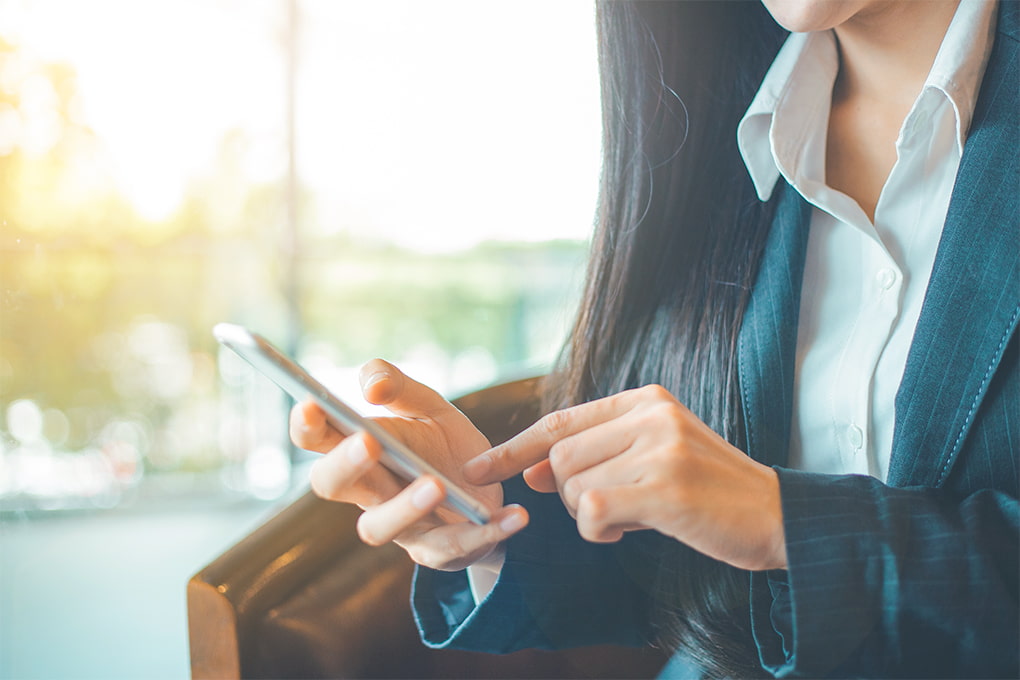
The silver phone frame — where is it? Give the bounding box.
[213,323,490,525]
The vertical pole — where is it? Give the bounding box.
[283,0,302,464]
[284,0,301,352]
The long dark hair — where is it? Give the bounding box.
[543,2,787,677]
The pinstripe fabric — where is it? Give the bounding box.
[738,180,812,470]
[745,3,1020,676]
[413,474,657,652]
[888,23,1020,489]
[411,4,1019,676]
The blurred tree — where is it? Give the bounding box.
[0,35,586,496]
[0,39,264,466]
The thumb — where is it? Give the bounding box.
[359,359,455,420]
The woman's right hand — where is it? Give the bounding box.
[289,359,529,572]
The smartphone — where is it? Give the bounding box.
[213,323,491,525]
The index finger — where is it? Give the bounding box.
[462,393,633,484]
[290,399,345,453]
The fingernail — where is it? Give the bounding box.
[412,480,442,509]
[346,437,369,466]
[362,371,388,390]
[499,508,526,533]
[462,455,491,481]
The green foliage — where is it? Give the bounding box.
[0,39,588,481]
[300,240,586,367]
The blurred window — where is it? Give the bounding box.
[0,0,599,510]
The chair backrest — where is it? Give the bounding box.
[188,376,668,679]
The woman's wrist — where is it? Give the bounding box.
[466,543,506,603]
[761,466,788,571]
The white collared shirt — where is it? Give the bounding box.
[468,1,999,604]
[737,0,997,480]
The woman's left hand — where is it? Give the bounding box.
[462,384,788,571]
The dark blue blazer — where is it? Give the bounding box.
[413,3,1019,677]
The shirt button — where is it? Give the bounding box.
[847,424,864,451]
[876,268,897,291]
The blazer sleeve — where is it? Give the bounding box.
[750,469,1020,679]
[412,475,656,653]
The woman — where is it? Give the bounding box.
[293,1,1018,677]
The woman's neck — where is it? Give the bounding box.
[824,0,961,222]
[832,0,961,110]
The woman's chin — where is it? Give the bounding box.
[759,0,865,33]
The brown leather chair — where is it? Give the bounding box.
[188,377,668,679]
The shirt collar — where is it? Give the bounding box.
[737,31,837,201]
[737,0,998,203]
[925,0,998,153]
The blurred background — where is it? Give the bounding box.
[0,1,600,677]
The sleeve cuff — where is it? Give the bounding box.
[749,468,882,677]
[410,530,561,653]
[410,476,656,653]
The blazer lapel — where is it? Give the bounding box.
[887,3,1020,488]
[738,181,812,466]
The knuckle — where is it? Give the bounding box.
[409,530,467,571]
[548,439,573,471]
[649,445,679,473]
[539,409,571,437]
[650,397,681,416]
[638,383,671,401]
[669,436,692,464]
[578,488,608,523]
[562,476,584,507]
[577,510,604,542]
[440,529,467,559]
[646,400,684,428]
[483,448,507,472]
[671,422,690,448]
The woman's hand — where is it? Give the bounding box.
[462,384,786,572]
[291,359,529,572]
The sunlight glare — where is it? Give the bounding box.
[1,0,285,223]
[2,0,600,247]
